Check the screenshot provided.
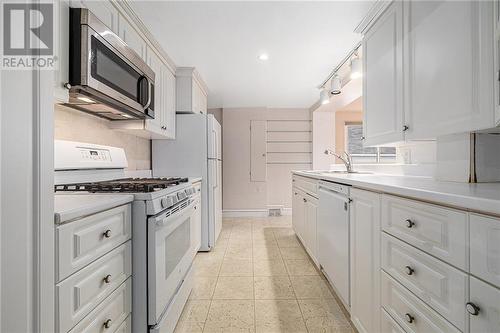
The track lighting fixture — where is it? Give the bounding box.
[330,75,342,95]
[320,88,330,105]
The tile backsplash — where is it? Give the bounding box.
[54,104,151,170]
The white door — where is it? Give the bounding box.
[250,120,267,181]
[350,188,381,333]
[404,0,495,139]
[469,276,500,332]
[362,1,405,146]
[317,186,349,307]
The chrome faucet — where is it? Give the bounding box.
[324,149,354,173]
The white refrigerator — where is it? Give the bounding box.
[152,114,222,251]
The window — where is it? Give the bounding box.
[345,123,396,163]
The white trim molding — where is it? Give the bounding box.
[354,0,393,34]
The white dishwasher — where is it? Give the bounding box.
[317,180,350,309]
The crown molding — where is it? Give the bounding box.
[354,0,393,34]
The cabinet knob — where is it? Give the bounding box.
[103,319,112,329]
[303,198,307,202]
[103,274,112,284]
[103,229,112,238]
[403,125,410,132]
[405,313,415,324]
[405,265,415,275]
[405,219,415,228]
[466,302,480,316]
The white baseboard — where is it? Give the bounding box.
[222,210,268,218]
[222,208,292,218]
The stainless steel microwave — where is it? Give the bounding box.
[64,8,155,120]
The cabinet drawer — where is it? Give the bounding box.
[381,271,461,333]
[68,279,131,333]
[381,309,406,333]
[470,214,500,288]
[57,242,131,333]
[56,204,131,280]
[469,276,500,333]
[114,315,131,333]
[292,175,318,197]
[382,195,467,269]
[381,233,467,330]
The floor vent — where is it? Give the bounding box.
[268,208,282,216]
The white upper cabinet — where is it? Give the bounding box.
[176,67,208,115]
[163,67,177,139]
[80,0,119,33]
[404,0,495,140]
[54,0,70,103]
[118,14,146,61]
[362,1,405,146]
[146,48,165,136]
[361,0,496,145]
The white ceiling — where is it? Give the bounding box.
[131,1,374,109]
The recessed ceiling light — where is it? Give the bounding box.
[258,53,269,61]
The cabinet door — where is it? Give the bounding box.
[118,15,146,60]
[495,0,500,125]
[163,67,176,139]
[304,195,318,263]
[469,276,500,332]
[81,0,118,33]
[470,214,500,288]
[362,1,405,146]
[350,188,381,333]
[145,48,164,136]
[54,0,70,102]
[292,189,305,242]
[404,1,495,139]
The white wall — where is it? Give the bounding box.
[312,111,336,169]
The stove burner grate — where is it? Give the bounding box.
[54,177,189,193]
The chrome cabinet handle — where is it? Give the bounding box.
[405,265,415,275]
[466,302,480,316]
[405,313,415,323]
[103,274,112,284]
[406,219,415,228]
[103,230,112,238]
[103,319,112,329]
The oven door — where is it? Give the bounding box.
[147,199,195,325]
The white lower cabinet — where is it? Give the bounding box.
[381,309,406,333]
[56,204,132,333]
[470,213,500,287]
[469,276,500,332]
[292,188,306,243]
[291,184,318,264]
[350,188,381,333]
[303,194,318,264]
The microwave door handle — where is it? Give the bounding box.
[143,79,152,110]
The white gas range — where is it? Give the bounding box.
[54,140,200,333]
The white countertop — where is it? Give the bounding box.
[54,194,134,224]
[293,171,500,216]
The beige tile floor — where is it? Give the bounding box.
[174,216,355,333]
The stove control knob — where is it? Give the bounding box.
[161,198,168,208]
[171,195,178,204]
